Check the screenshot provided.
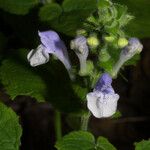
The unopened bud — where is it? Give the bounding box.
[87,36,99,48]
[118,38,128,48]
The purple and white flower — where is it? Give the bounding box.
[87,73,119,118]
[120,38,143,61]
[70,36,89,75]
[112,38,143,77]
[27,30,73,78]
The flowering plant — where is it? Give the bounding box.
[0,0,149,150]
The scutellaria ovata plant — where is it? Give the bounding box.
[27,0,143,123]
[0,0,146,150]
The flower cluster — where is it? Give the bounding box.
[27,30,143,119]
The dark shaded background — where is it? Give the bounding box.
[0,38,150,150]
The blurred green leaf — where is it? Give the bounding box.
[72,84,88,101]
[62,0,96,12]
[96,136,117,150]
[39,3,62,21]
[0,32,7,51]
[40,0,97,36]
[0,59,47,101]
[55,131,95,150]
[125,54,140,66]
[111,110,122,119]
[55,131,117,150]
[134,140,150,150]
[0,0,39,15]
[114,0,150,38]
[0,102,22,150]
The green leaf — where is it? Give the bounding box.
[111,111,122,119]
[55,131,117,150]
[0,33,7,59]
[0,0,39,15]
[41,0,97,36]
[62,0,97,12]
[39,3,62,22]
[72,84,88,101]
[96,136,117,150]
[134,140,150,150]
[0,102,22,150]
[55,131,95,150]
[0,59,47,101]
[114,0,150,38]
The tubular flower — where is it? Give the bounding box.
[38,30,71,71]
[27,30,73,78]
[120,38,143,61]
[70,36,89,75]
[112,38,143,77]
[87,73,119,118]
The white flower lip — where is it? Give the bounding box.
[87,91,119,118]
[27,45,49,67]
[86,73,119,118]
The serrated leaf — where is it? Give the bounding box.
[114,0,150,38]
[0,0,39,15]
[0,102,22,150]
[39,3,62,21]
[114,4,133,27]
[42,0,97,36]
[0,59,47,101]
[96,136,117,150]
[55,131,95,150]
[134,140,150,150]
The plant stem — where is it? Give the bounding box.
[81,112,91,131]
[111,58,125,78]
[54,110,62,140]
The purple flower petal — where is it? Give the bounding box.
[38,30,71,71]
[94,73,114,93]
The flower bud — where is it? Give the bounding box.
[87,36,99,48]
[118,37,128,48]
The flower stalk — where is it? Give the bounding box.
[81,112,91,131]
